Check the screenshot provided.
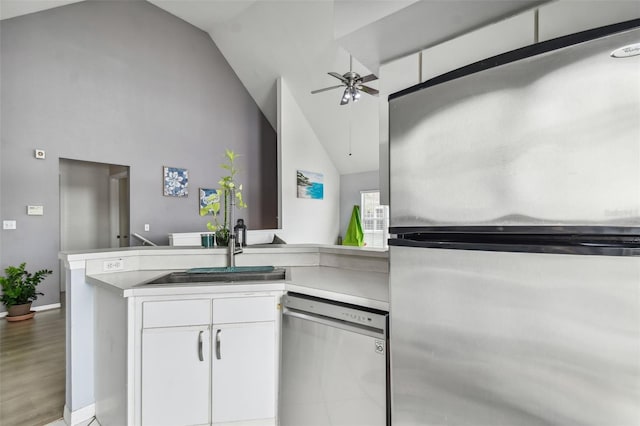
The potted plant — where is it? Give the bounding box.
[1,262,52,321]
[201,149,247,246]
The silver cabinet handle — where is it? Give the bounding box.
[215,329,222,360]
[198,330,204,362]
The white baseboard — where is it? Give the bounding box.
[0,302,61,318]
[33,302,62,312]
[63,403,96,426]
[214,418,275,426]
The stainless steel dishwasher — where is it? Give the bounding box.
[279,292,389,426]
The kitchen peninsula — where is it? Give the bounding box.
[60,245,388,426]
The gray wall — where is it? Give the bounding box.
[0,0,276,310]
[339,170,379,239]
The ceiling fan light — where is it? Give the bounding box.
[341,87,351,102]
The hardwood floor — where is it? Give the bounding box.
[0,306,66,426]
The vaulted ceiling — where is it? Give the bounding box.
[0,0,545,174]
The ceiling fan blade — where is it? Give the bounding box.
[359,74,378,83]
[311,85,345,94]
[358,85,379,96]
[328,72,348,83]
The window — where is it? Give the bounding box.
[360,191,389,248]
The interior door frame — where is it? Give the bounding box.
[109,170,130,248]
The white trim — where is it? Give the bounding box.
[64,403,95,426]
[215,418,275,426]
[66,259,86,270]
[0,302,61,318]
[33,302,61,312]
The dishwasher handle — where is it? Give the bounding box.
[283,308,386,339]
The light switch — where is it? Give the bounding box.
[3,220,16,230]
[144,224,150,231]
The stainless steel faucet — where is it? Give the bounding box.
[227,188,243,268]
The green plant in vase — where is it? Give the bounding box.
[201,149,247,246]
[1,262,52,319]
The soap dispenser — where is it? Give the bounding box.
[234,219,247,247]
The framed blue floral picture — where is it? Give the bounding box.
[163,166,189,197]
[199,188,218,216]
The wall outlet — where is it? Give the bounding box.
[3,220,16,230]
[103,259,124,272]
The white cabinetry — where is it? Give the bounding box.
[136,295,278,426]
[141,326,210,426]
[136,298,211,426]
[94,291,280,426]
[211,297,276,424]
[212,322,276,423]
[140,298,212,425]
[538,0,640,41]
[420,10,535,81]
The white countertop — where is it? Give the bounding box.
[87,265,389,311]
[61,244,388,261]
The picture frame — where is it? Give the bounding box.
[199,188,218,216]
[163,166,189,197]
[297,170,324,200]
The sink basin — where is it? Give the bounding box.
[145,266,286,285]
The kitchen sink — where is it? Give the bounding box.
[145,266,286,284]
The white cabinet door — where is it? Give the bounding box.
[141,326,210,426]
[538,1,640,41]
[212,322,276,424]
[421,10,535,81]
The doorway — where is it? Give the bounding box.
[59,159,130,289]
[109,167,130,248]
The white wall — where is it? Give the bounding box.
[339,171,379,239]
[278,78,340,244]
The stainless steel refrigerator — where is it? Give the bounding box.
[388,20,640,425]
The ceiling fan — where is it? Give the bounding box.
[311,55,379,105]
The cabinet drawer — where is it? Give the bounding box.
[212,296,276,324]
[143,299,210,328]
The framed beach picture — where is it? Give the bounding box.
[297,170,324,200]
[199,188,219,216]
[163,166,189,197]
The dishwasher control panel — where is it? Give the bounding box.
[283,292,388,331]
